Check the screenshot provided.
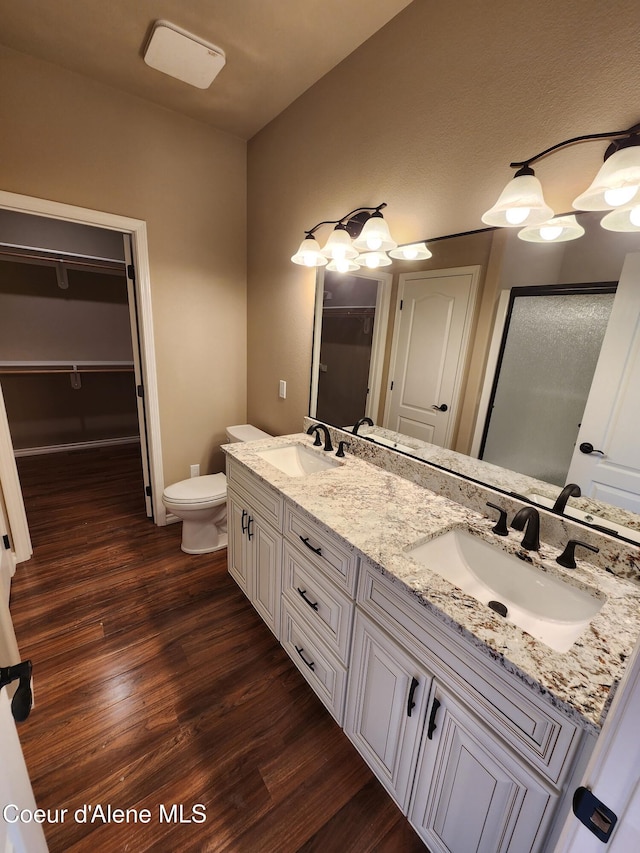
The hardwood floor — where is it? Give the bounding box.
[10,445,426,852]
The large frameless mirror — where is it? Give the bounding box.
[309,211,640,545]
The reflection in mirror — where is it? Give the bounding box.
[310,211,640,545]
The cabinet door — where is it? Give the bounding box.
[227,489,251,597]
[410,687,553,853]
[345,612,432,811]
[250,511,282,639]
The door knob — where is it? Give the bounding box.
[432,404,448,412]
[579,442,605,456]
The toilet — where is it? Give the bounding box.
[162,424,272,554]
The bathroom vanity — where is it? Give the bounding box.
[223,433,640,852]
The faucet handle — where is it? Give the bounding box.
[556,540,599,569]
[486,502,509,536]
[336,441,349,458]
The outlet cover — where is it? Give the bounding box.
[190,464,200,478]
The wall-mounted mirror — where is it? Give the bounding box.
[310,211,640,546]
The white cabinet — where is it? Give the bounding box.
[226,460,283,639]
[345,611,432,810]
[410,685,552,853]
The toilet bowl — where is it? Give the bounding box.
[162,424,272,554]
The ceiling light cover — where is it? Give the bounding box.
[291,237,327,267]
[517,215,585,243]
[144,21,226,89]
[600,205,640,232]
[481,173,554,227]
[389,242,433,260]
[572,145,640,210]
[352,214,397,252]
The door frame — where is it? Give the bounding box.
[310,267,392,424]
[383,265,480,448]
[0,190,166,539]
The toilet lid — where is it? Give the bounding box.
[163,473,227,504]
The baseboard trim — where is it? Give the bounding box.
[14,436,140,458]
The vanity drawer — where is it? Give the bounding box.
[227,458,283,531]
[284,502,358,595]
[282,541,354,665]
[281,601,348,725]
[358,562,581,785]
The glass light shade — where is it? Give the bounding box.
[517,215,585,243]
[388,242,433,260]
[326,257,360,273]
[352,214,397,252]
[600,204,640,232]
[355,251,392,269]
[320,227,359,260]
[291,237,327,267]
[481,173,554,227]
[573,145,640,210]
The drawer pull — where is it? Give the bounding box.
[427,697,441,739]
[295,645,315,671]
[241,508,248,534]
[297,587,319,611]
[300,535,322,556]
[407,676,419,717]
[247,515,254,541]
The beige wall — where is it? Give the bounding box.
[0,46,247,484]
[247,0,640,437]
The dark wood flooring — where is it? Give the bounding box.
[10,445,425,852]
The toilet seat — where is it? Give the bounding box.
[163,473,226,505]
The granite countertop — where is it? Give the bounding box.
[223,433,640,734]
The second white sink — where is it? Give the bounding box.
[407,529,604,652]
[256,444,340,477]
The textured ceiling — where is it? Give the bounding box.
[0,0,414,139]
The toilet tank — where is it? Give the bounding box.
[225,424,272,443]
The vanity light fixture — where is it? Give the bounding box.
[482,121,640,233]
[292,203,426,271]
[517,214,585,243]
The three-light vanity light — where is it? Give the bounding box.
[291,203,432,271]
[482,121,640,242]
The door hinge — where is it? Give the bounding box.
[390,380,394,390]
[2,534,10,550]
[145,486,152,497]
[127,263,136,282]
[137,384,144,398]
[399,299,403,310]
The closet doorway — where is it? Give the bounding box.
[0,191,164,568]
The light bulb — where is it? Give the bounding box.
[366,235,383,250]
[303,253,317,267]
[365,255,380,269]
[603,185,638,207]
[335,257,350,273]
[539,224,564,241]
[630,206,640,226]
[505,207,531,225]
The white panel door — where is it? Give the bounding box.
[567,252,640,511]
[385,267,479,447]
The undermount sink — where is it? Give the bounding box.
[256,444,340,477]
[526,492,640,545]
[407,529,604,653]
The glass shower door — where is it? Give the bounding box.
[480,285,615,486]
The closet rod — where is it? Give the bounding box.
[0,245,125,274]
